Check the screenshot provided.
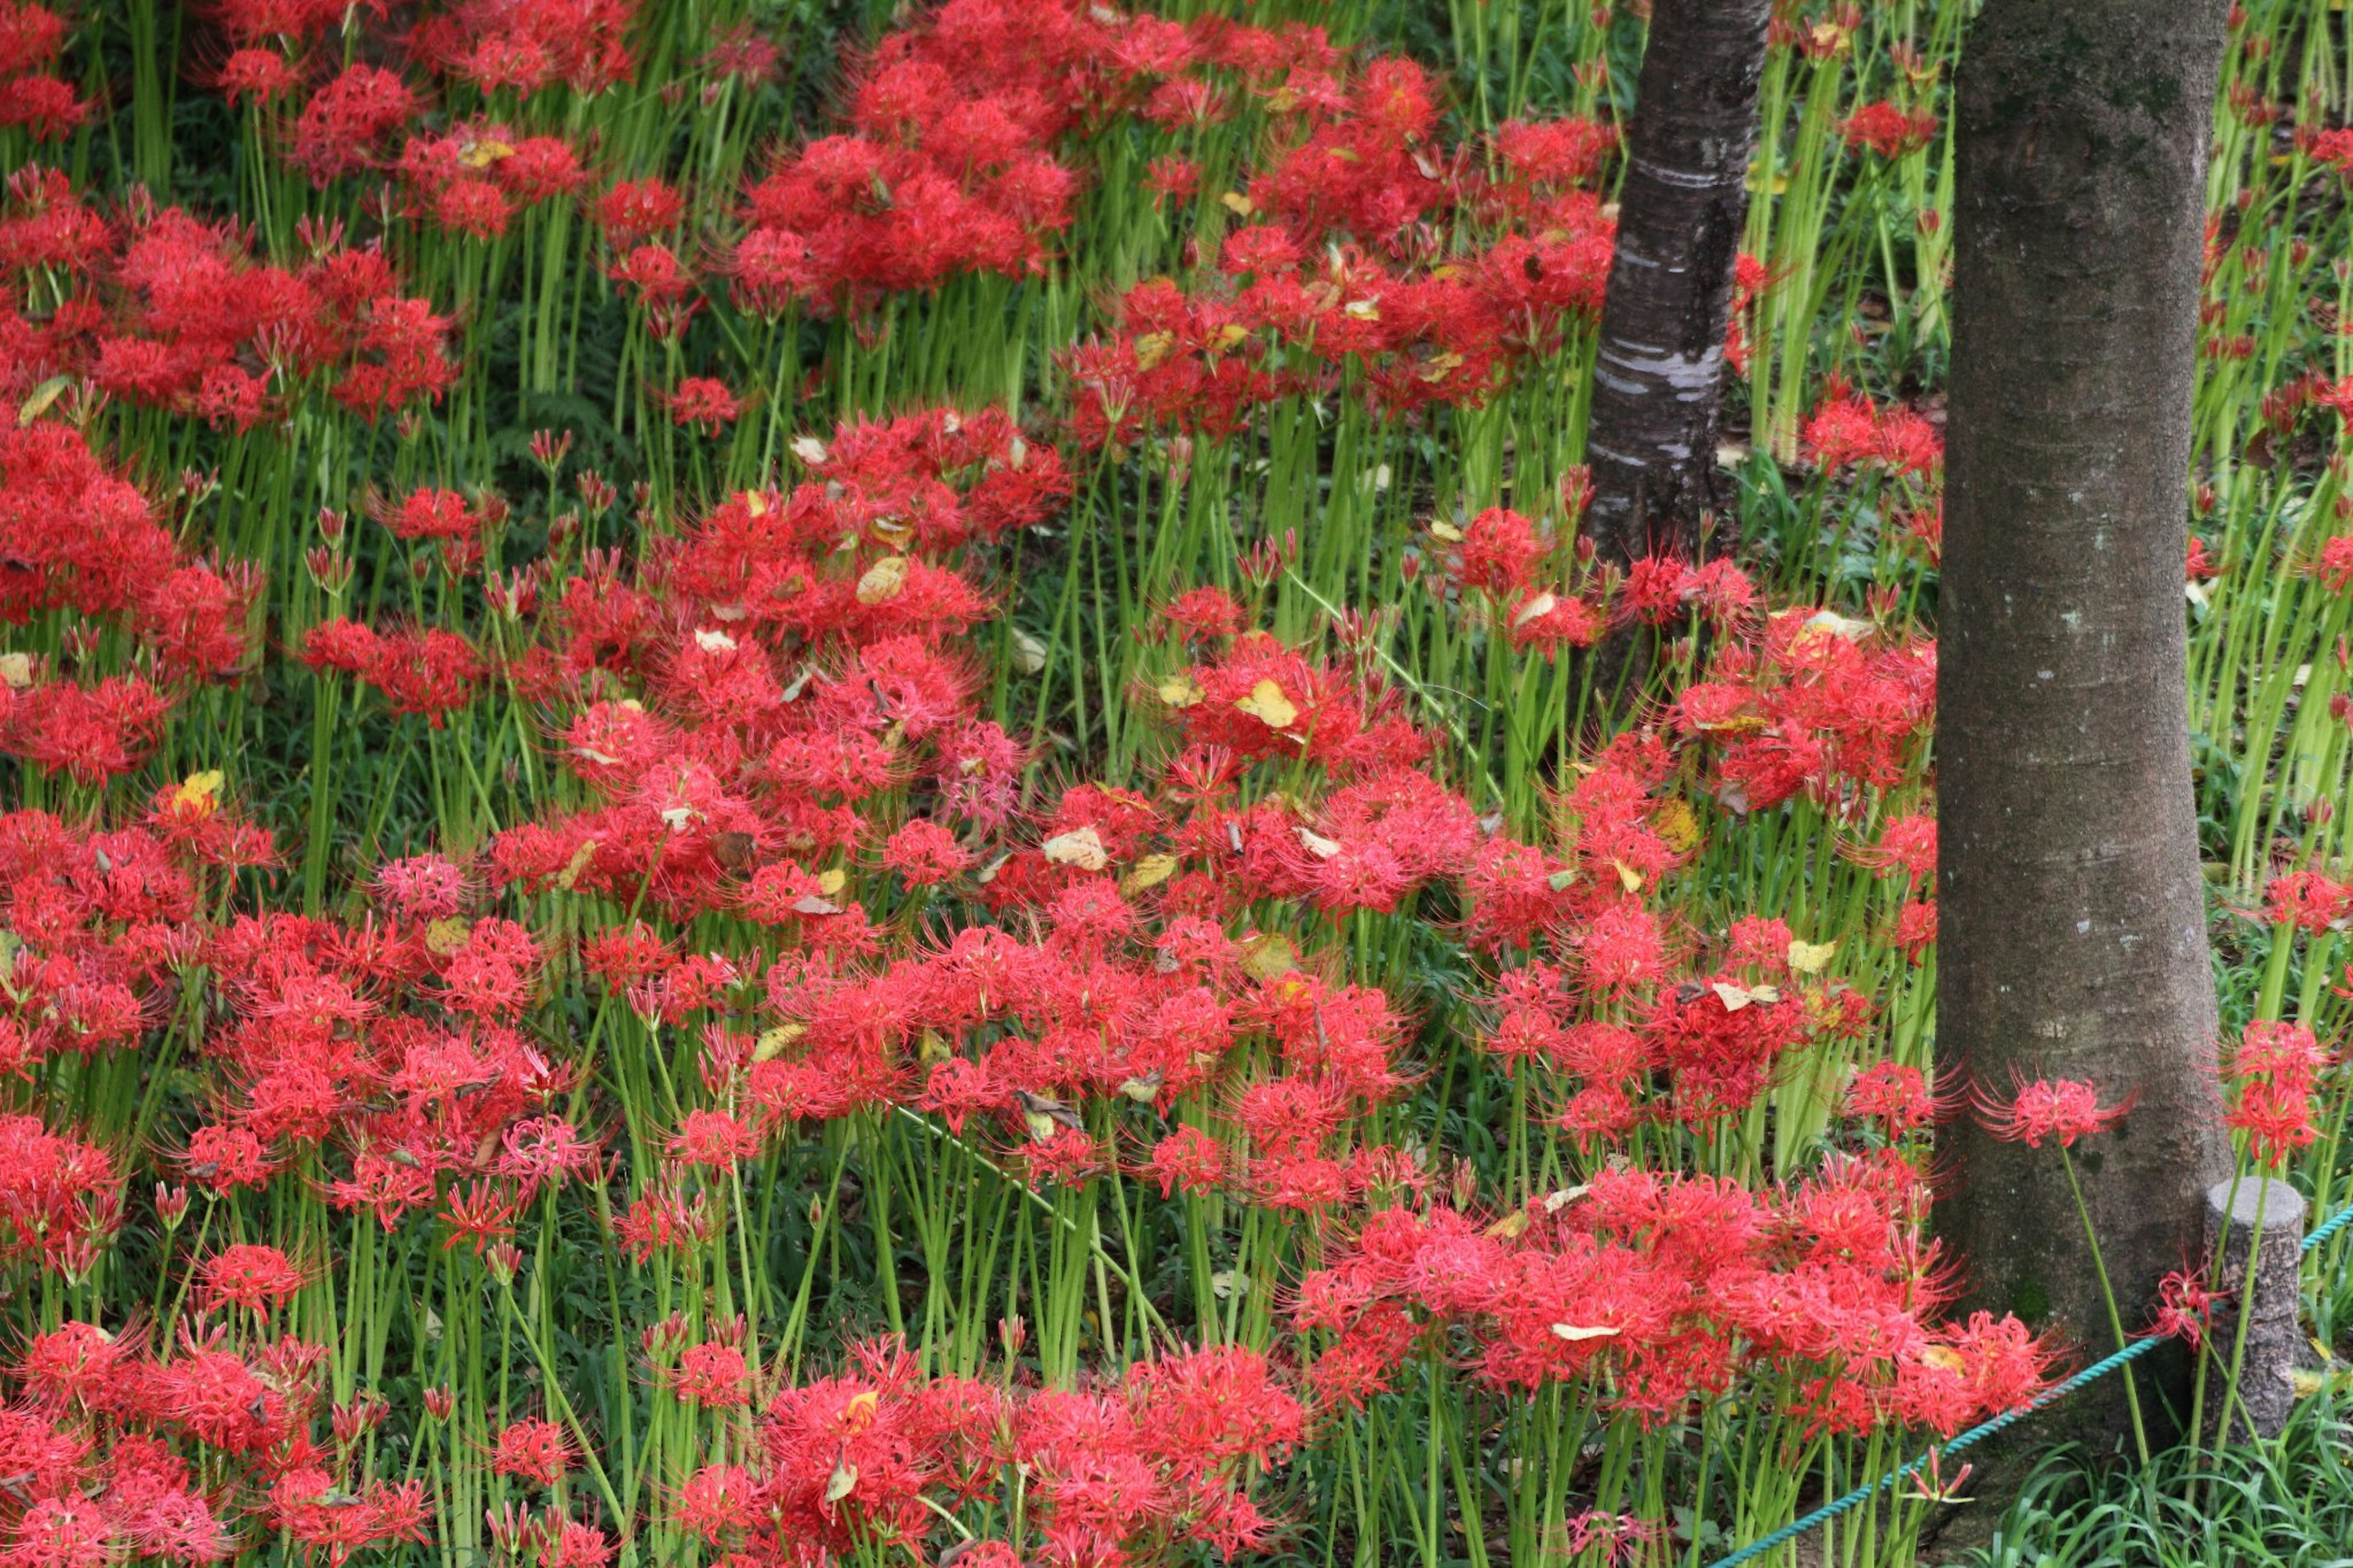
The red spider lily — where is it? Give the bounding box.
[1563,1509,1665,1567]
[1847,812,1938,884]
[1839,102,1939,158]
[534,1517,616,1568]
[666,1108,764,1168]
[2151,1267,2224,1347]
[489,1418,577,1487]
[438,1178,521,1253]
[1974,1078,2134,1149]
[612,1179,719,1263]
[1844,1061,1938,1137]
[2258,869,2351,932]
[288,65,415,183]
[1675,610,1935,814]
[1890,897,1939,959]
[2224,1020,2330,1165]
[0,2,85,140]
[0,1115,121,1274]
[372,487,484,545]
[16,1322,129,1411]
[303,618,484,725]
[1802,377,1944,477]
[666,376,741,433]
[268,1469,433,1566]
[0,673,178,786]
[0,425,256,675]
[198,1242,310,1314]
[664,1342,752,1407]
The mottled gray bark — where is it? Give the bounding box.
[1581,0,1770,567]
[1934,0,2231,1448]
[2203,1178,2308,1442]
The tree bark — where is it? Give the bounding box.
[1581,0,1770,568]
[1934,0,2230,1448]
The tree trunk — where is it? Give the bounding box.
[1581,0,1770,568]
[1934,0,2229,1449]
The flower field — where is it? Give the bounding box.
[0,0,2350,1564]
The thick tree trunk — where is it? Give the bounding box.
[1581,0,1770,567]
[1934,0,2230,1448]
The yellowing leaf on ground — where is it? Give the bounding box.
[1239,931,1298,983]
[1799,609,1872,643]
[1788,939,1838,974]
[555,838,599,891]
[425,918,472,956]
[1009,627,1047,675]
[755,1023,806,1062]
[1651,796,1702,854]
[1158,673,1205,708]
[1297,827,1343,859]
[1550,1323,1622,1343]
[855,556,909,604]
[1711,981,1783,1012]
[1042,825,1110,871]
[1120,853,1180,895]
[1015,1089,1082,1139]
[18,375,72,427]
[1133,330,1176,371]
[1415,350,1464,384]
[1236,678,1298,729]
[170,771,225,811]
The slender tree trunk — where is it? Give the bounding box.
[1582,0,1770,567]
[1935,0,2229,1448]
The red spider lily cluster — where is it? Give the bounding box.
[0,368,2031,1561]
[671,1338,1299,1565]
[1066,85,1634,440]
[0,176,454,427]
[4,1316,430,1566]
[0,0,84,138]
[2224,1020,2332,1165]
[0,424,257,781]
[1,0,2347,1562]
[1295,1162,2048,1436]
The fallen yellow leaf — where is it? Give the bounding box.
[1236,678,1298,729]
